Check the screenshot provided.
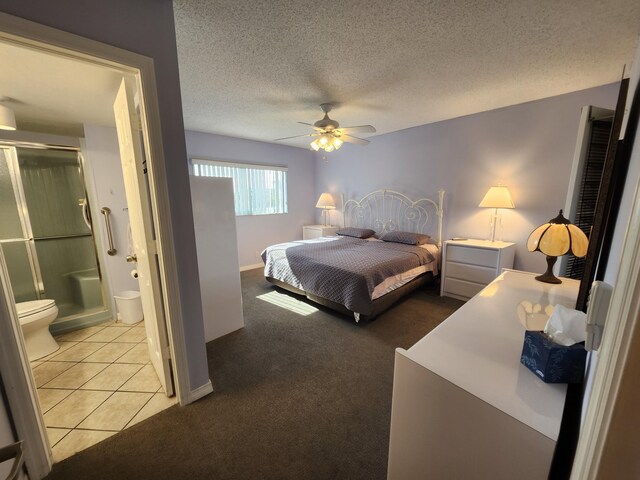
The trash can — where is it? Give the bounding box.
[114,290,143,324]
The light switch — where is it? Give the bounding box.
[585,280,613,351]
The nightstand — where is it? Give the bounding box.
[302,225,339,240]
[440,239,516,300]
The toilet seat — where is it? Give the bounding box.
[16,299,56,318]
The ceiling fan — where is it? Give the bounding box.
[274,103,376,152]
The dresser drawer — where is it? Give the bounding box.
[443,277,485,299]
[445,261,496,285]
[446,245,499,268]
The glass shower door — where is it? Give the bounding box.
[16,147,107,319]
[0,147,40,303]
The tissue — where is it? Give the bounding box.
[543,304,587,346]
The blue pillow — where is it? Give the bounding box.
[379,231,430,245]
[336,227,375,239]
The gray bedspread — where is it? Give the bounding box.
[261,236,434,316]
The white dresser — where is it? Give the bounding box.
[302,225,339,240]
[441,238,516,300]
[388,270,580,480]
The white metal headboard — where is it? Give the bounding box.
[342,189,445,247]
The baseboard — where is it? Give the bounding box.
[240,263,263,272]
[50,310,114,335]
[186,380,214,404]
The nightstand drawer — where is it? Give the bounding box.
[443,277,485,299]
[303,225,339,240]
[445,261,496,285]
[303,227,323,240]
[446,245,498,268]
[441,239,516,300]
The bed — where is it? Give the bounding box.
[262,189,444,321]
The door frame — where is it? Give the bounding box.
[0,12,194,478]
[570,155,640,478]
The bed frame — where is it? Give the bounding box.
[267,188,445,321]
[342,189,445,247]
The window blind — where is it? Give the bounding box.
[191,159,288,216]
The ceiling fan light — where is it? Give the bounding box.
[310,139,320,151]
[319,135,329,146]
[324,144,334,152]
[0,105,16,131]
[332,138,343,150]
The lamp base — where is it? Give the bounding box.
[535,255,562,284]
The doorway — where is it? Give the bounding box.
[0,139,176,462]
[0,19,179,472]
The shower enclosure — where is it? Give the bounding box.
[0,143,111,331]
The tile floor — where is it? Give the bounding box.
[31,320,176,463]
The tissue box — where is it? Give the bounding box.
[520,331,587,384]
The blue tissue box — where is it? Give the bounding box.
[520,331,587,384]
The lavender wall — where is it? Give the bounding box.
[0,1,209,393]
[315,83,620,274]
[185,131,316,267]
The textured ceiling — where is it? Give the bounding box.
[174,0,640,149]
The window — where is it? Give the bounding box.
[191,159,288,216]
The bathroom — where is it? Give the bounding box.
[0,39,175,462]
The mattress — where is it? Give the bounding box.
[371,246,439,299]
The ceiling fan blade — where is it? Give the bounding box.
[339,125,377,134]
[341,134,370,146]
[274,134,313,141]
[298,121,323,131]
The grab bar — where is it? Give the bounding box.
[101,207,117,256]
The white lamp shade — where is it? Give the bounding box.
[310,135,344,152]
[479,186,515,209]
[316,193,335,209]
[0,105,16,131]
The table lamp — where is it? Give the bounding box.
[479,185,515,242]
[316,193,336,226]
[526,210,589,284]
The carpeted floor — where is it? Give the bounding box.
[46,269,463,479]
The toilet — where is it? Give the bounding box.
[16,300,60,361]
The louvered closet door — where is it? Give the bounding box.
[565,119,612,279]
